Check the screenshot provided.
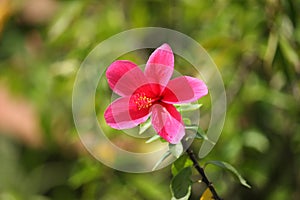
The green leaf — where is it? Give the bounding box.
[170,167,192,200]
[171,155,193,176]
[184,126,209,141]
[279,34,299,68]
[145,134,161,143]
[139,118,152,135]
[171,187,191,200]
[152,150,172,171]
[204,161,251,188]
[169,143,183,158]
[176,103,202,112]
[195,127,208,140]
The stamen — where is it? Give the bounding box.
[133,93,152,110]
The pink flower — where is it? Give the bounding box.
[104,44,208,144]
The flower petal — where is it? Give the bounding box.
[106,60,147,96]
[145,44,174,91]
[161,76,208,104]
[151,103,185,144]
[104,96,150,129]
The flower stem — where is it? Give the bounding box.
[186,147,223,200]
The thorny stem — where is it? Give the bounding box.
[186,147,223,200]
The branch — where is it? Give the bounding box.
[186,147,223,200]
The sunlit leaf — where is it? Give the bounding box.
[171,167,192,200]
[264,31,278,67]
[279,35,300,69]
[0,0,11,33]
[204,161,251,188]
[200,187,213,200]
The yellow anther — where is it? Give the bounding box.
[134,93,152,110]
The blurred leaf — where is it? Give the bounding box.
[200,187,213,200]
[169,142,183,158]
[171,155,193,176]
[139,118,152,135]
[279,35,300,69]
[48,1,83,41]
[170,167,192,200]
[0,136,25,193]
[69,161,102,189]
[264,31,278,67]
[130,175,169,200]
[30,195,51,200]
[204,161,251,188]
[243,130,269,153]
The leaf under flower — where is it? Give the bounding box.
[204,160,251,188]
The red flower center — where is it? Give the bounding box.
[133,93,153,110]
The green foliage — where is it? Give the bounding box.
[68,158,102,189]
[171,155,193,176]
[170,167,192,200]
[204,161,251,189]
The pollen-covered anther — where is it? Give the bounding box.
[134,93,152,110]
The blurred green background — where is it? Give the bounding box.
[0,0,299,199]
